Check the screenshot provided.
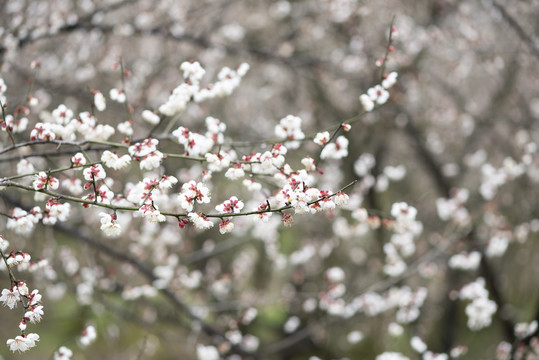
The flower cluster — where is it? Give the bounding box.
[32,172,59,191]
[274,115,305,149]
[0,235,44,353]
[178,181,211,212]
[359,71,398,112]
[159,61,249,116]
[128,138,164,171]
[459,278,498,330]
[99,213,122,238]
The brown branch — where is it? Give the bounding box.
[489,0,539,58]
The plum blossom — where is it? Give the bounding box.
[274,115,305,149]
[172,126,214,157]
[2,114,28,133]
[6,333,39,353]
[449,251,481,271]
[25,305,44,323]
[71,152,86,168]
[367,85,390,105]
[6,207,42,235]
[139,202,166,222]
[66,187,84,204]
[225,165,245,180]
[320,136,349,159]
[178,181,211,212]
[465,297,497,330]
[43,199,71,225]
[83,164,106,181]
[215,196,244,214]
[99,213,122,237]
[375,352,410,360]
[314,131,330,146]
[93,91,106,111]
[219,219,235,234]
[142,110,160,125]
[0,288,20,309]
[382,71,398,89]
[109,88,126,103]
[117,120,133,136]
[0,235,9,252]
[51,104,74,125]
[16,159,35,175]
[101,151,131,170]
[360,94,375,112]
[180,61,206,82]
[54,346,73,360]
[196,344,219,360]
[79,325,97,347]
[33,172,59,191]
[188,213,214,230]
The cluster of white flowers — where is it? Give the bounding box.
[320,135,349,160]
[79,325,97,347]
[16,159,35,176]
[274,115,305,149]
[53,346,73,360]
[109,88,126,103]
[359,72,398,112]
[459,278,497,330]
[6,207,42,235]
[142,109,160,125]
[126,175,178,208]
[514,320,538,339]
[6,333,40,353]
[83,164,106,182]
[0,78,27,133]
[448,251,481,271]
[196,344,220,360]
[436,188,470,226]
[273,176,337,215]
[2,114,28,133]
[122,284,158,300]
[32,172,59,191]
[375,352,410,360]
[99,212,122,238]
[410,336,450,360]
[138,202,166,222]
[188,212,214,230]
[0,237,44,353]
[69,153,86,169]
[101,150,131,170]
[29,106,115,142]
[43,199,71,225]
[93,90,106,111]
[313,131,330,146]
[159,61,249,116]
[172,119,225,158]
[485,232,510,258]
[117,120,133,136]
[206,151,234,172]
[380,202,422,277]
[128,138,164,171]
[0,77,6,105]
[215,196,244,214]
[178,181,211,212]
[479,157,526,200]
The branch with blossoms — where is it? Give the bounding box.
[0,237,43,353]
[5,14,530,360]
[0,18,413,358]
